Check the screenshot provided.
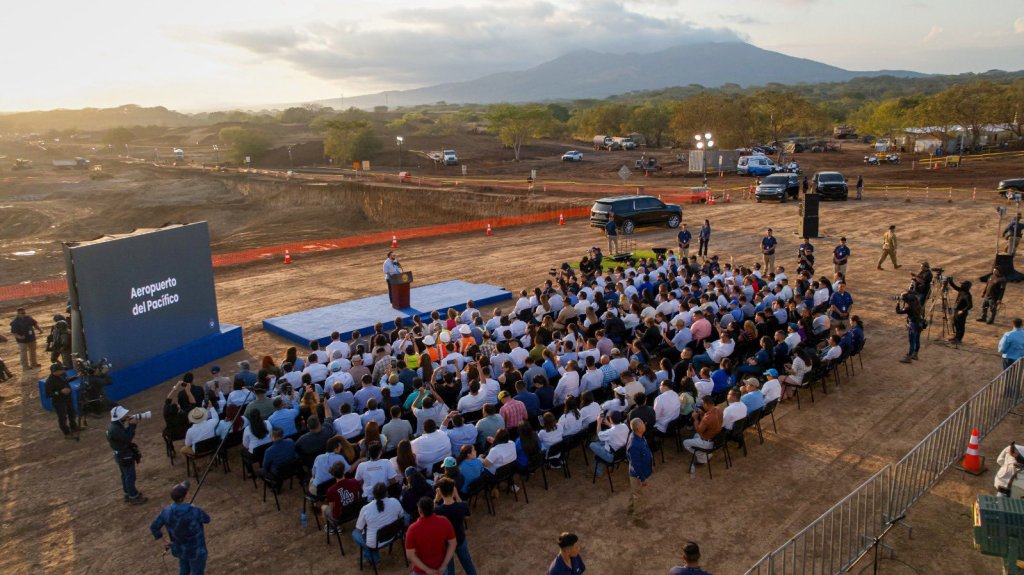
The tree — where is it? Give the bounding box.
[102,127,135,148]
[318,119,382,163]
[987,80,1024,139]
[218,126,272,164]
[280,106,317,124]
[571,104,629,138]
[486,104,554,161]
[627,103,670,148]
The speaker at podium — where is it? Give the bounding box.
[388,271,413,310]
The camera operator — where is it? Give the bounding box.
[978,267,1007,325]
[910,261,933,305]
[45,363,79,437]
[106,405,148,505]
[895,292,924,363]
[946,276,973,344]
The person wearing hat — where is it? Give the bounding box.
[877,224,900,270]
[149,480,210,574]
[762,369,782,403]
[108,405,146,504]
[181,405,219,455]
[740,378,766,414]
[45,362,79,437]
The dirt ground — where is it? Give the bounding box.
[0,139,1022,574]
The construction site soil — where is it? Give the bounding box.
[0,137,1022,573]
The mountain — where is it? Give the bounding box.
[0,104,199,132]
[326,42,925,109]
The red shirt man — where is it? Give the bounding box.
[405,498,456,575]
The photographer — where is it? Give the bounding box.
[895,292,924,363]
[45,363,79,437]
[911,262,933,305]
[107,405,147,505]
[947,276,973,344]
[978,267,1007,325]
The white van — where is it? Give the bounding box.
[737,155,781,177]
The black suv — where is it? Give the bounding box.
[590,195,682,234]
[811,171,849,200]
[755,173,800,202]
[997,178,1024,197]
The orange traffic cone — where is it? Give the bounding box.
[932,162,938,171]
[391,233,398,248]
[283,250,292,264]
[960,428,985,475]
[706,193,715,205]
[486,223,493,236]
[725,192,731,203]
[559,213,565,226]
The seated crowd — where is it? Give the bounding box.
[160,246,865,568]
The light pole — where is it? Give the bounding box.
[396,136,404,170]
[287,145,294,167]
[213,145,219,164]
[694,132,714,189]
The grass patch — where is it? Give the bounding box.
[569,249,658,272]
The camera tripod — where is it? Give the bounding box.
[925,279,955,346]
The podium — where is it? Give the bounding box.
[388,271,413,309]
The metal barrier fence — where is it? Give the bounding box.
[746,465,893,575]
[746,359,1024,575]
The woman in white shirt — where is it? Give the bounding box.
[353,482,405,563]
[241,410,272,454]
[537,413,564,451]
[482,429,517,473]
[578,393,601,427]
[780,348,812,399]
[557,397,585,437]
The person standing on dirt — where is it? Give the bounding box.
[760,228,777,272]
[877,225,900,270]
[107,405,147,505]
[48,314,72,369]
[698,220,711,258]
[548,532,586,575]
[677,224,692,259]
[833,237,850,276]
[150,481,211,575]
[856,175,864,200]
[383,251,402,304]
[45,363,79,437]
[1004,213,1022,256]
[605,212,619,255]
[978,267,1007,325]
[10,307,42,371]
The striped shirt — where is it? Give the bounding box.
[499,399,529,430]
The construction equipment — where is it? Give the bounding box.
[12,158,32,170]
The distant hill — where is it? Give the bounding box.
[322,42,927,109]
[0,104,198,132]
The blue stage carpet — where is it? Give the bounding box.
[262,280,513,347]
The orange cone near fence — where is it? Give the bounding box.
[559,213,565,225]
[961,428,984,474]
[283,250,291,264]
[486,223,493,236]
[391,233,398,248]
[707,193,715,205]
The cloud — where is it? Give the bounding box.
[219,1,741,90]
[922,25,943,43]
[1015,17,1024,34]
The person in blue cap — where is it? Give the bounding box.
[150,480,211,575]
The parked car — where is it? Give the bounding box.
[442,149,458,166]
[590,195,682,235]
[737,155,782,177]
[562,150,583,162]
[755,173,800,202]
[997,178,1024,197]
[811,171,849,200]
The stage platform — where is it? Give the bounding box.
[39,323,244,411]
[263,280,512,348]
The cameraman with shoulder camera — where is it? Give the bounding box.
[107,405,148,505]
[895,291,924,363]
[946,276,973,344]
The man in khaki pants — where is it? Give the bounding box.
[877,224,901,270]
[626,417,652,521]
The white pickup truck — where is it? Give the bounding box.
[442,149,458,166]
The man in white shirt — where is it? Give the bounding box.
[354,442,398,498]
[653,380,681,432]
[325,332,350,360]
[820,335,843,362]
[589,411,629,476]
[332,403,364,439]
[609,349,630,375]
[325,363,355,393]
[574,292,593,316]
[693,367,714,400]
[784,323,802,351]
[383,251,402,302]
[721,388,749,431]
[411,419,452,472]
[580,357,605,395]
[693,333,735,372]
[302,359,328,386]
[310,436,351,489]
[761,368,782,403]
[508,339,529,370]
[182,407,219,454]
[460,301,478,324]
[553,362,580,407]
[457,381,488,414]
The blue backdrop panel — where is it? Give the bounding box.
[262,280,512,348]
[39,323,243,411]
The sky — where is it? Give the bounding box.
[2,0,1023,112]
